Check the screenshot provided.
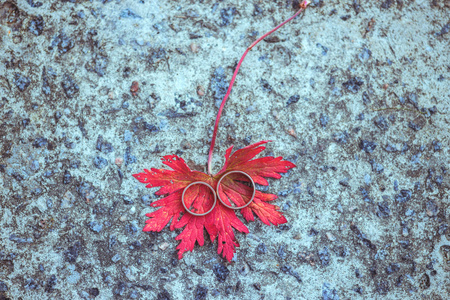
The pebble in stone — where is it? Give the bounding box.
[432,140,441,151]
[21,118,30,129]
[125,223,138,235]
[435,21,450,36]
[213,263,230,282]
[343,77,364,93]
[194,284,208,300]
[319,114,329,128]
[326,232,336,241]
[385,143,398,152]
[27,0,43,8]
[369,159,384,173]
[286,95,300,106]
[69,160,80,169]
[30,160,40,172]
[193,268,205,276]
[359,140,377,153]
[130,81,139,97]
[402,227,409,236]
[108,235,117,249]
[115,157,123,167]
[77,182,96,201]
[395,190,411,203]
[123,130,133,142]
[156,289,172,299]
[14,73,31,92]
[438,224,448,235]
[317,43,329,55]
[318,247,330,266]
[61,74,79,98]
[278,244,287,259]
[0,280,8,292]
[141,195,152,206]
[159,242,169,250]
[219,7,237,26]
[93,156,108,169]
[309,228,319,236]
[197,85,205,96]
[287,127,297,137]
[260,78,272,92]
[25,278,40,290]
[111,254,121,263]
[339,178,350,187]
[426,200,439,217]
[322,282,339,300]
[45,198,53,209]
[9,234,33,243]
[129,240,141,250]
[377,202,390,218]
[386,263,400,274]
[63,170,72,184]
[408,120,422,131]
[364,174,371,185]
[50,32,74,54]
[256,243,267,254]
[405,209,415,216]
[399,240,410,249]
[190,43,199,53]
[362,91,371,104]
[374,116,389,131]
[123,196,134,205]
[29,15,44,36]
[359,47,372,62]
[333,131,349,144]
[89,221,103,233]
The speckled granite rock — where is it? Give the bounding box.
[0,0,449,299]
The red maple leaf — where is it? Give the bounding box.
[133,141,295,261]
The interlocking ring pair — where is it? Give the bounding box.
[181,171,256,216]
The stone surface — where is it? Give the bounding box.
[0,1,449,299]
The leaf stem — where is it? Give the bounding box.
[207,1,310,175]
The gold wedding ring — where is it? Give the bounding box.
[181,181,217,216]
[216,171,256,210]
